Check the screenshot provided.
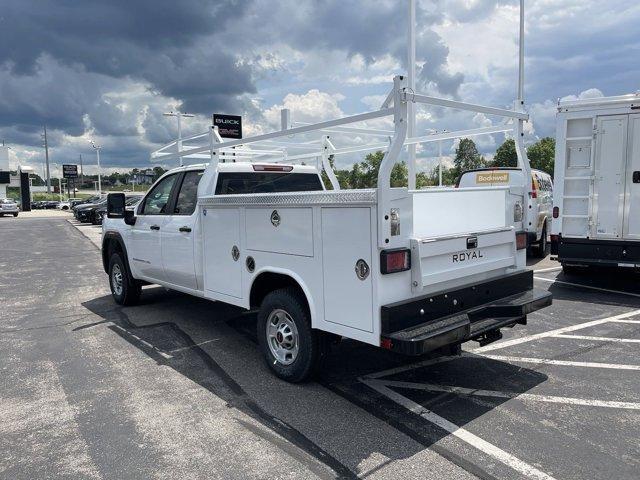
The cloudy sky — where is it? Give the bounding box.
[1,0,639,176]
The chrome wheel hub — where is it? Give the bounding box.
[266,309,299,365]
[111,264,124,296]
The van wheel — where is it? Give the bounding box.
[13,213,18,217]
[535,226,547,258]
[109,253,142,306]
[257,288,324,383]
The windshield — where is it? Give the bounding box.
[215,172,323,195]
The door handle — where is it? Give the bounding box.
[633,171,640,184]
[179,226,192,233]
[150,225,160,231]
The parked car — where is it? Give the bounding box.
[0,198,19,217]
[457,167,553,257]
[72,195,102,210]
[56,201,71,210]
[76,198,107,223]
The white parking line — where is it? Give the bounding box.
[553,334,640,344]
[534,276,640,298]
[167,337,220,353]
[378,379,640,410]
[533,266,562,273]
[363,379,557,480]
[474,308,640,353]
[112,324,173,359]
[611,319,640,324]
[479,354,640,371]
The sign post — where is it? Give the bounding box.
[213,114,242,139]
[63,165,78,199]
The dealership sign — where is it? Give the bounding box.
[213,114,242,139]
[62,164,78,178]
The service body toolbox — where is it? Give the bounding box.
[551,94,640,270]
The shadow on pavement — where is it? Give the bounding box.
[81,286,548,480]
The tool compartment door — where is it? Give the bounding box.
[624,114,640,240]
[202,207,242,298]
[321,207,373,333]
[594,115,628,239]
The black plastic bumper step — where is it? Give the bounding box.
[381,286,551,356]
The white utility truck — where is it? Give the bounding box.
[551,93,640,272]
[102,75,551,382]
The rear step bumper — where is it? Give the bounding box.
[380,270,552,356]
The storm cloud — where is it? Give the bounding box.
[1,1,639,170]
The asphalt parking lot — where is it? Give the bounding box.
[1,215,639,479]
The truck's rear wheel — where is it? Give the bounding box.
[109,253,142,306]
[257,288,323,382]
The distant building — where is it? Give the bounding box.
[131,169,155,185]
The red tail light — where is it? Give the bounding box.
[380,338,393,350]
[550,234,559,243]
[553,206,559,218]
[380,249,411,274]
[531,178,538,199]
[516,232,528,250]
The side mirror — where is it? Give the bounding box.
[107,193,125,218]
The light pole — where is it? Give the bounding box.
[428,129,448,186]
[41,125,51,193]
[163,111,194,166]
[90,141,102,195]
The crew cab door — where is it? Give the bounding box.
[129,173,179,281]
[161,170,203,290]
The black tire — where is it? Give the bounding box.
[13,213,18,217]
[257,287,325,383]
[108,252,142,306]
[561,263,580,275]
[535,225,547,258]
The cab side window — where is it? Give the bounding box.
[140,174,178,215]
[174,170,204,215]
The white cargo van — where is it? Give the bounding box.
[551,93,640,271]
[458,168,553,257]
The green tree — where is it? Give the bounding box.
[152,166,167,181]
[491,138,518,168]
[527,137,555,176]
[453,138,485,177]
[323,150,409,189]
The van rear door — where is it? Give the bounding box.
[593,115,628,239]
[623,114,640,240]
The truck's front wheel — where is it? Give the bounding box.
[257,288,323,382]
[109,253,142,306]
